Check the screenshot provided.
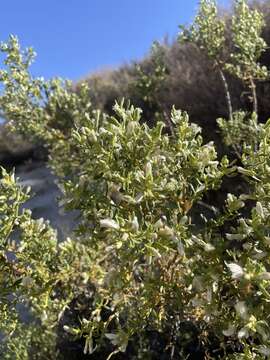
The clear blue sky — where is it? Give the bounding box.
[0,0,229,81]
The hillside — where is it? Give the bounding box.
[79,0,270,143]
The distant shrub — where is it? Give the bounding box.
[0,124,34,166]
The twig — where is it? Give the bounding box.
[249,76,258,114]
[217,65,233,121]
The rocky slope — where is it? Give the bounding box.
[15,161,78,241]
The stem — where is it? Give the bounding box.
[152,94,175,136]
[259,284,270,300]
[217,65,233,121]
[216,63,243,158]
[249,77,258,114]
[162,110,175,136]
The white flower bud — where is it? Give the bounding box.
[257,272,270,280]
[226,263,244,279]
[130,216,139,232]
[235,301,248,319]
[100,218,119,230]
[145,162,153,179]
[222,324,236,337]
[154,218,164,230]
[256,202,264,219]
[238,326,249,339]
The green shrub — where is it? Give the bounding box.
[1,1,270,359]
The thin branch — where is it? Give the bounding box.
[162,110,175,137]
[249,76,258,114]
[217,65,233,121]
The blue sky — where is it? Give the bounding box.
[0,1,229,81]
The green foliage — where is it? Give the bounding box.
[180,0,269,118]
[0,168,95,359]
[217,111,264,155]
[1,1,270,359]
[179,0,226,61]
[132,41,174,131]
[225,0,268,82]
[215,0,270,149]
[0,168,58,359]
[179,0,234,120]
[134,41,168,106]
[0,35,92,141]
[180,0,268,83]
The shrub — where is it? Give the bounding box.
[1,1,270,359]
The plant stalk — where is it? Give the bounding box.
[217,65,233,121]
[249,76,258,114]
